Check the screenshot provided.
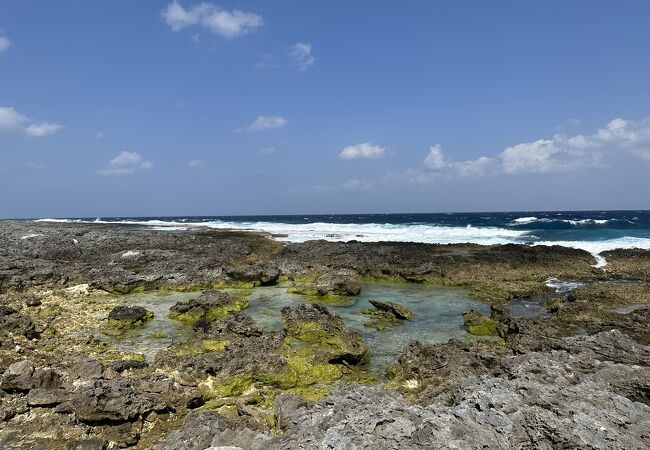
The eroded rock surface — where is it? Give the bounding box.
[282,303,370,365]
[157,331,650,450]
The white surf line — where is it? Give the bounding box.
[592,254,608,269]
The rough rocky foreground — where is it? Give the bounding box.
[0,220,648,449]
[157,331,650,450]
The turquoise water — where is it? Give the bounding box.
[243,282,490,371]
[112,282,490,371]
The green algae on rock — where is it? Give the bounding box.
[288,270,361,297]
[463,309,506,337]
[362,300,415,330]
[282,303,370,365]
[462,303,517,339]
[368,300,416,320]
[107,305,154,328]
[168,290,248,324]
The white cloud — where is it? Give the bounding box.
[290,42,315,71]
[0,106,27,131]
[97,151,153,176]
[339,142,387,160]
[187,159,205,168]
[258,146,275,155]
[0,36,11,54]
[423,145,446,169]
[0,106,63,137]
[411,115,650,183]
[162,2,263,38]
[95,132,105,139]
[236,115,287,132]
[25,122,64,137]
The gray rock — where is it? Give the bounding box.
[26,388,69,407]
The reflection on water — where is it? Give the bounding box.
[112,282,491,371]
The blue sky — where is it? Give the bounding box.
[1,1,649,218]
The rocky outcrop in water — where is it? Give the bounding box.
[288,270,361,297]
[108,305,154,328]
[169,290,248,324]
[368,300,415,320]
[282,303,370,365]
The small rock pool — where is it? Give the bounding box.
[113,282,491,373]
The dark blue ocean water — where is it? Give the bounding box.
[40,210,650,255]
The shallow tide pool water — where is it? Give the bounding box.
[113,282,491,372]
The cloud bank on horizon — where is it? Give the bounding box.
[404,116,650,184]
[1,1,650,216]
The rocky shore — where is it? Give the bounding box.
[0,220,648,449]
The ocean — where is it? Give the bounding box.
[38,210,650,264]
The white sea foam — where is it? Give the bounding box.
[545,277,585,293]
[511,217,611,226]
[532,237,650,267]
[513,216,538,224]
[37,218,528,245]
[564,219,610,225]
[35,218,650,263]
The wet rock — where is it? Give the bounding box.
[169,290,248,324]
[463,309,504,337]
[107,305,153,328]
[543,296,564,313]
[368,300,415,320]
[193,313,265,338]
[289,270,361,297]
[361,300,415,331]
[463,304,515,339]
[282,303,369,365]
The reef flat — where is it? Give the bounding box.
[0,220,648,449]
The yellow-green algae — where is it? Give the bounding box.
[168,297,249,324]
[107,310,154,329]
[465,316,503,337]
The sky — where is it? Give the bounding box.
[1,0,650,218]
